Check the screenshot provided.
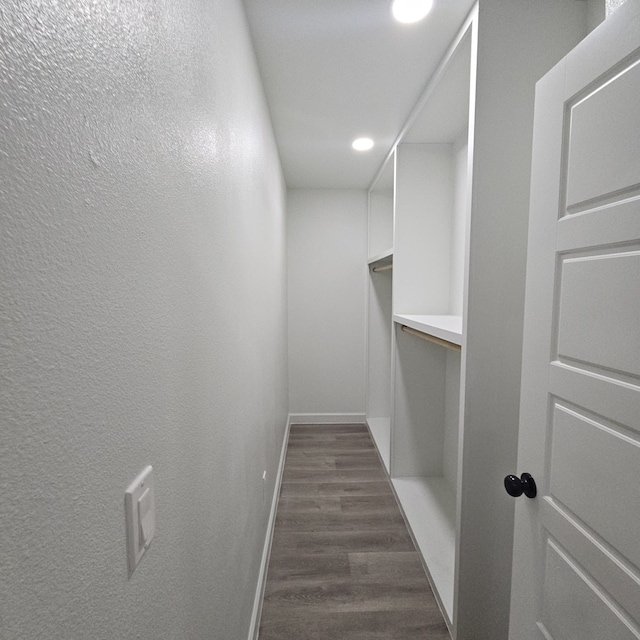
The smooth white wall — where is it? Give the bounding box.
[0,2,287,639]
[287,189,367,416]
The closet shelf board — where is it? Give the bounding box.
[367,249,393,267]
[393,314,462,345]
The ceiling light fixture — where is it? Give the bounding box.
[352,137,374,151]
[392,0,434,23]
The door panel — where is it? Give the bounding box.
[509,2,640,637]
[549,403,640,567]
[556,199,640,252]
[549,363,640,428]
[565,58,640,210]
[540,540,640,640]
[556,250,640,376]
[541,499,640,624]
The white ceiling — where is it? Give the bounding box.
[242,0,476,189]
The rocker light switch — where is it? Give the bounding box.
[138,487,154,547]
[125,465,155,573]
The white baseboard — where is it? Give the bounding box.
[289,413,366,425]
[246,411,367,638]
[246,414,291,640]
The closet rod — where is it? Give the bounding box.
[371,263,393,272]
[400,325,462,353]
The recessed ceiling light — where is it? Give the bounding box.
[392,0,434,23]
[352,137,374,151]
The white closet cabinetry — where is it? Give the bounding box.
[391,21,472,624]
[364,2,589,638]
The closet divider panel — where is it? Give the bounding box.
[393,144,453,316]
[366,267,393,470]
[365,154,395,472]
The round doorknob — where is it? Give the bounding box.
[504,472,537,498]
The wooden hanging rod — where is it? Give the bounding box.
[371,263,393,272]
[400,325,461,353]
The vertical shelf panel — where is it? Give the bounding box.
[366,266,392,471]
[443,350,461,489]
[366,154,395,471]
[449,134,470,316]
[394,143,453,316]
[369,193,394,259]
[368,154,395,260]
[392,325,447,478]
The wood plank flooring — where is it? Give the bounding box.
[258,423,450,640]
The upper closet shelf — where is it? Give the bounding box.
[393,314,462,346]
[368,249,393,268]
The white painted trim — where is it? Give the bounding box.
[246,415,292,640]
[289,413,366,425]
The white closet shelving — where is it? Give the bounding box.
[387,17,473,624]
[364,2,589,637]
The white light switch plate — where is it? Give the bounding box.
[125,465,155,573]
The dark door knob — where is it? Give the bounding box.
[504,472,537,498]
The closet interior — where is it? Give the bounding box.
[366,16,473,626]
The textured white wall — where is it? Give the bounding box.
[287,189,367,416]
[0,1,288,639]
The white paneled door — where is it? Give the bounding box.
[509,2,640,639]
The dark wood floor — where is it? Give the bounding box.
[258,423,450,640]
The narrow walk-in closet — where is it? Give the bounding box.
[4,1,636,639]
[249,2,599,638]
